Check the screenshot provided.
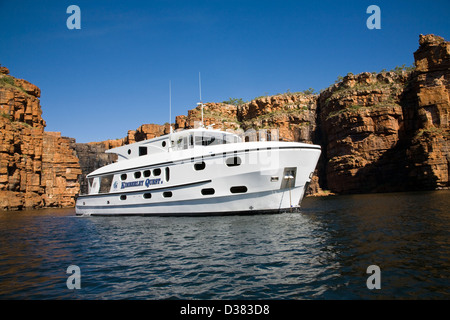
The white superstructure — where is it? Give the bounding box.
[75,127,321,216]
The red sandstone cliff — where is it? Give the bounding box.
[403,34,450,190]
[317,71,410,193]
[0,67,81,210]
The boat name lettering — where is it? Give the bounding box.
[121,178,161,189]
[145,178,161,187]
[121,181,144,189]
[120,178,161,189]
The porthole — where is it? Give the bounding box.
[120,174,127,181]
[143,193,152,199]
[162,141,166,147]
[163,191,172,198]
[127,149,131,155]
[143,170,151,177]
[120,195,127,201]
[153,168,161,176]
[230,186,247,194]
[165,167,170,182]
[201,188,215,195]
[226,156,242,167]
[134,171,141,179]
[194,161,206,171]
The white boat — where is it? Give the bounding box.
[75,125,321,216]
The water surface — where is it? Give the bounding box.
[0,191,449,299]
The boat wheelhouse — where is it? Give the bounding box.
[75,127,321,216]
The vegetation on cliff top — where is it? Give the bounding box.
[0,75,30,96]
[222,98,246,106]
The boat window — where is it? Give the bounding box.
[194,132,240,146]
[153,168,161,176]
[120,195,127,201]
[194,161,206,171]
[163,191,172,198]
[143,170,151,177]
[201,188,215,195]
[127,149,131,155]
[134,171,141,179]
[230,186,247,194]
[121,174,127,181]
[139,146,148,156]
[143,193,152,199]
[162,141,166,147]
[99,175,114,194]
[195,135,216,146]
[87,178,95,193]
[226,156,242,167]
[175,136,189,150]
[165,167,170,182]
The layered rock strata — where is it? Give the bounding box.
[317,71,410,193]
[0,67,81,210]
[402,34,450,190]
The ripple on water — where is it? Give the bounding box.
[0,191,449,299]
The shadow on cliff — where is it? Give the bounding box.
[346,140,438,194]
[313,82,442,195]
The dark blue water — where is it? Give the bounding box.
[0,191,449,300]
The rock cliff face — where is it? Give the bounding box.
[0,67,81,210]
[71,141,118,195]
[176,102,240,131]
[402,34,450,190]
[317,71,410,193]
[41,133,81,207]
[316,34,449,193]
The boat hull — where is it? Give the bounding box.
[76,187,307,216]
[75,144,320,216]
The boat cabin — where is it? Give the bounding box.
[106,128,242,162]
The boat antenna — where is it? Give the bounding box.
[169,80,173,133]
[197,72,204,128]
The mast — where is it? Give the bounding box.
[169,80,173,134]
[168,80,173,152]
[198,72,204,128]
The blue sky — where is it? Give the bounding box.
[1,0,449,142]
